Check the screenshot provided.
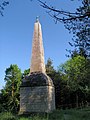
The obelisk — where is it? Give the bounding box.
[30,18,45,73]
[20,18,55,114]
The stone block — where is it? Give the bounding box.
[19,72,55,114]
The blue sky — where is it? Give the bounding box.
[0,0,81,89]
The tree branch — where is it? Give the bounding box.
[0,1,9,16]
[38,0,90,22]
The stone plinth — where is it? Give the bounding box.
[19,72,55,114]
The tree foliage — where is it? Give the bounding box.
[45,58,69,108]
[58,55,90,107]
[45,58,56,76]
[38,0,90,21]
[22,68,30,78]
[0,58,90,111]
[0,64,22,113]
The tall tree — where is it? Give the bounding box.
[1,64,22,113]
[58,55,90,107]
[22,68,30,78]
[45,58,56,76]
[45,58,67,108]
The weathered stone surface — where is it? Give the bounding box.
[20,72,55,113]
[30,20,45,73]
[20,86,55,113]
[21,72,53,87]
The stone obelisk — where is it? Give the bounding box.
[20,18,55,114]
[30,18,45,73]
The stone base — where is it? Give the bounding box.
[19,72,55,114]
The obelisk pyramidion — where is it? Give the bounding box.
[20,18,55,114]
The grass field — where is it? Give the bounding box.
[0,107,90,120]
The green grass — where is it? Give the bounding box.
[0,107,90,120]
[0,112,17,120]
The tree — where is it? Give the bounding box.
[45,58,56,76]
[58,55,90,107]
[1,64,22,113]
[22,68,30,78]
[45,58,69,109]
[38,0,90,21]
[38,0,90,57]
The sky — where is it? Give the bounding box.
[0,0,81,89]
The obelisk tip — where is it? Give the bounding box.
[36,16,39,22]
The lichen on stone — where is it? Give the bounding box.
[20,72,54,87]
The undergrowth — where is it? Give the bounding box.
[0,107,90,120]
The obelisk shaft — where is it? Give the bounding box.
[30,20,46,73]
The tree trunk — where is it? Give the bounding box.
[76,93,79,108]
